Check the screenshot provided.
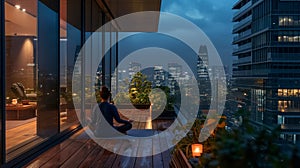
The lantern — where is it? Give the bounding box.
[12,99,18,105]
[191,144,203,157]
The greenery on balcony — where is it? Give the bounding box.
[173,110,300,168]
[150,86,175,112]
[129,72,152,106]
[114,72,152,108]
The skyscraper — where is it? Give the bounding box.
[153,65,166,87]
[197,45,211,114]
[168,63,182,95]
[129,62,141,79]
[232,0,300,143]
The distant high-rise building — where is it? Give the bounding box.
[129,62,141,79]
[168,63,182,95]
[232,0,300,143]
[153,66,166,87]
[198,45,209,68]
[197,45,211,113]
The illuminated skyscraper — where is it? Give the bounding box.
[232,0,300,143]
[128,62,141,79]
[197,45,211,113]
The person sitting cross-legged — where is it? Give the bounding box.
[93,86,132,135]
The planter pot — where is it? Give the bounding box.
[115,104,150,109]
[133,104,151,109]
[154,109,177,120]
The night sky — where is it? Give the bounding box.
[118,0,235,74]
[161,0,235,68]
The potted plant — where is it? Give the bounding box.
[128,72,152,109]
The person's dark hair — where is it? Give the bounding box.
[100,86,111,100]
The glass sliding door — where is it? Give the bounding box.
[36,0,60,138]
[59,0,81,132]
[4,0,39,161]
[0,0,5,164]
[3,0,79,161]
[111,30,118,98]
[83,0,103,126]
[2,0,117,163]
[1,0,118,164]
[60,0,68,130]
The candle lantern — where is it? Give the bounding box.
[191,144,203,157]
[12,99,18,105]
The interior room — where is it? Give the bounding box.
[4,0,73,161]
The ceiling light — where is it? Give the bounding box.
[22,8,26,12]
[15,5,21,9]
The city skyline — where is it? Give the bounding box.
[2,0,300,166]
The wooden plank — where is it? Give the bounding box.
[138,122,146,129]
[82,145,106,168]
[151,120,158,130]
[108,139,132,168]
[25,119,178,168]
[119,139,140,168]
[152,131,164,168]
[111,138,140,168]
[78,145,105,168]
[132,121,139,129]
[40,139,89,167]
[88,139,121,167]
[6,121,37,150]
[25,139,73,168]
[25,129,85,167]
[102,140,125,168]
[158,131,172,168]
[60,139,98,168]
[90,149,115,167]
[134,133,153,168]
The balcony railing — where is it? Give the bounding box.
[269,53,300,62]
[233,42,252,54]
[233,15,252,33]
[251,69,300,76]
[232,70,252,77]
[233,29,252,43]
[233,0,249,9]
[233,56,252,65]
[233,1,252,21]
[281,124,300,131]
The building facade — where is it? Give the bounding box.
[197,45,211,114]
[129,62,142,79]
[153,65,166,87]
[232,0,300,143]
[167,63,182,95]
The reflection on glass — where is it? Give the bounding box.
[81,0,108,126]
[60,0,80,131]
[4,0,81,161]
[4,0,39,161]
[60,0,68,131]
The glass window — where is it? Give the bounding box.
[278,89,283,96]
[4,0,70,161]
[5,0,39,161]
[278,15,300,26]
[60,0,81,131]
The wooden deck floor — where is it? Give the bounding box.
[25,119,174,168]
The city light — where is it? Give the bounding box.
[191,144,203,157]
[15,5,21,9]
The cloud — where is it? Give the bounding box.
[165,2,181,13]
[185,9,206,20]
[161,0,236,66]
